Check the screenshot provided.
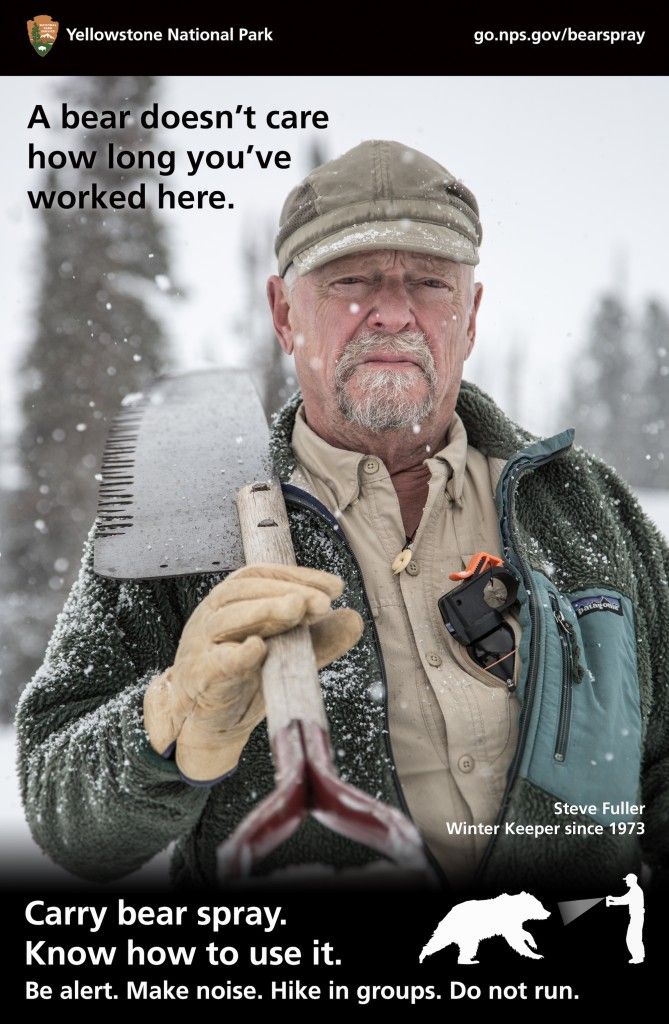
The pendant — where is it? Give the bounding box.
[392,547,412,574]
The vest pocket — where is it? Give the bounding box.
[523,577,642,822]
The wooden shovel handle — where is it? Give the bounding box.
[235,479,329,737]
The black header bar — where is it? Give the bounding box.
[5,6,666,75]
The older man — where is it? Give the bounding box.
[16,141,669,896]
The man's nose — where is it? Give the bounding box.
[366,280,415,333]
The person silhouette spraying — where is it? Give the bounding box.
[606,873,645,963]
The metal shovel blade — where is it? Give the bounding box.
[94,368,271,580]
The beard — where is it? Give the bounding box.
[334,329,438,432]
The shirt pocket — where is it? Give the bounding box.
[483,686,518,767]
[416,671,452,771]
[438,548,522,692]
[456,611,522,693]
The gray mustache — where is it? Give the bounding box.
[335,331,437,385]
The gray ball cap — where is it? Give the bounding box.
[275,139,482,278]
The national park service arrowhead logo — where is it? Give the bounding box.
[27,14,59,56]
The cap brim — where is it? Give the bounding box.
[291,219,479,276]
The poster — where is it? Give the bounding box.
[2,7,667,1011]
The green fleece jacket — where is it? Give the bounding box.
[15,382,669,895]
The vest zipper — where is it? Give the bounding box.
[550,593,573,763]
[282,485,448,888]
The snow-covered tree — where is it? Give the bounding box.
[0,76,175,719]
[635,298,669,488]
[563,294,636,480]
[563,291,669,489]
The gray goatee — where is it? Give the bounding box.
[335,330,438,432]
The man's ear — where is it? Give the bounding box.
[464,281,483,360]
[267,275,294,355]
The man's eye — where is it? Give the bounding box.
[422,279,451,289]
[334,277,364,285]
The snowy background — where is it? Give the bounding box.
[1,75,667,882]
[4,77,669,438]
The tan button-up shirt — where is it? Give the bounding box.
[289,403,521,886]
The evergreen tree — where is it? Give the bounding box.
[563,294,636,480]
[504,336,524,425]
[237,217,291,416]
[0,76,174,719]
[635,298,669,488]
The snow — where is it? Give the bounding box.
[121,391,144,406]
[3,78,668,449]
[1,490,667,883]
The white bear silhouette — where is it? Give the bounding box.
[419,891,551,965]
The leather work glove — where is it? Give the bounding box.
[143,563,363,783]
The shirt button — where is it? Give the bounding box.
[426,651,442,668]
[406,559,420,576]
[458,754,475,773]
[363,458,380,475]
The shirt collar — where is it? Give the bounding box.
[290,403,468,512]
[431,410,467,505]
[291,404,368,512]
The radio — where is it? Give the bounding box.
[438,552,519,688]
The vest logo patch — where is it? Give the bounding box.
[571,595,623,618]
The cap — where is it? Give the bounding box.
[275,139,482,278]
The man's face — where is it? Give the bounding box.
[269,250,482,434]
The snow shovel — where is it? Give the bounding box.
[94,368,436,886]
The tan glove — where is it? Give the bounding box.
[143,563,363,783]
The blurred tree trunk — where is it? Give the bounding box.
[635,299,669,487]
[237,140,329,419]
[562,294,637,481]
